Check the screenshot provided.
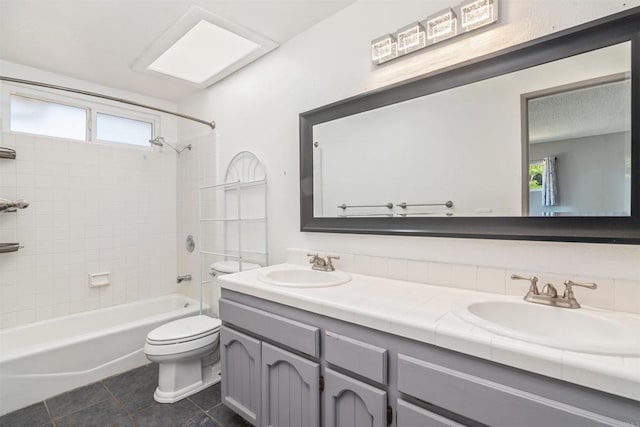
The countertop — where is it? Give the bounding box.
[220,263,640,401]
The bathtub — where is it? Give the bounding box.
[0,294,207,416]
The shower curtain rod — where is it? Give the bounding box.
[0,76,216,130]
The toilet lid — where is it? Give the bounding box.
[210,260,261,274]
[147,315,221,344]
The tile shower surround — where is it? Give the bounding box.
[0,132,177,329]
[286,249,640,315]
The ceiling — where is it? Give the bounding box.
[0,0,353,101]
[528,79,630,144]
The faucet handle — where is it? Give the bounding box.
[326,255,340,271]
[510,274,539,295]
[561,280,597,309]
[562,280,597,298]
[307,253,319,263]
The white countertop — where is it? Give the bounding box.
[220,263,640,401]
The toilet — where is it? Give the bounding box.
[144,260,260,403]
[144,315,222,403]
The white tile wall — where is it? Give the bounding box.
[287,248,640,315]
[0,132,177,329]
[175,131,217,313]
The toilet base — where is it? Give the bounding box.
[153,360,221,404]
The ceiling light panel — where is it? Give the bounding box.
[148,20,260,84]
[134,6,278,88]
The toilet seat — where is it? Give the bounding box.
[146,315,221,345]
[145,315,221,357]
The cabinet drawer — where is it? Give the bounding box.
[220,298,320,358]
[398,354,623,427]
[325,331,387,384]
[397,399,466,427]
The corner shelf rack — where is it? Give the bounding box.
[198,151,268,287]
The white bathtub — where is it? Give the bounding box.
[0,293,207,416]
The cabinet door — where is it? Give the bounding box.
[261,342,320,427]
[324,368,387,427]
[221,326,261,426]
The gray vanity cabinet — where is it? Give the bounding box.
[396,400,465,427]
[220,290,640,427]
[261,342,320,427]
[220,326,262,426]
[324,368,388,427]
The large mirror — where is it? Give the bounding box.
[300,9,640,243]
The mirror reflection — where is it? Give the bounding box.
[312,42,631,218]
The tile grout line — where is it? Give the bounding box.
[42,400,56,427]
[48,393,113,423]
[101,380,140,426]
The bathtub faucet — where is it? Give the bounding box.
[177,274,192,284]
[0,198,29,212]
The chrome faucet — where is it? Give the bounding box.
[307,253,340,272]
[511,274,597,309]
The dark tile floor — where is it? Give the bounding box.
[0,364,251,427]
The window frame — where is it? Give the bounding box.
[2,83,161,150]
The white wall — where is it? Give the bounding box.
[178,1,640,285]
[0,61,179,329]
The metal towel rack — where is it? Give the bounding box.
[0,147,16,159]
[338,213,394,217]
[338,203,394,210]
[397,201,453,209]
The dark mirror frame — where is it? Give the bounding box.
[300,7,640,244]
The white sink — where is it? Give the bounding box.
[258,268,351,288]
[453,297,640,356]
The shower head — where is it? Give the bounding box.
[149,136,191,154]
[149,136,165,147]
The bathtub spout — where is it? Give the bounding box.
[177,274,192,284]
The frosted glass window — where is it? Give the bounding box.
[10,94,87,140]
[96,113,153,147]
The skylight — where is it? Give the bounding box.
[133,6,278,88]
[148,20,260,84]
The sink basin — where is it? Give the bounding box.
[258,268,351,288]
[454,298,640,356]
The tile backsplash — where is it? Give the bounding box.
[286,248,640,315]
[0,132,177,329]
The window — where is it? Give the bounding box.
[6,89,160,148]
[10,94,88,141]
[96,113,153,147]
[529,161,544,190]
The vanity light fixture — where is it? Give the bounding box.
[371,0,498,64]
[460,0,498,31]
[396,22,426,55]
[425,8,458,43]
[371,34,398,64]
